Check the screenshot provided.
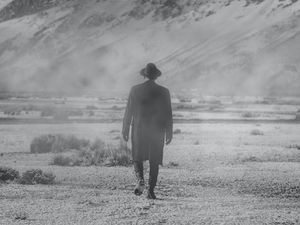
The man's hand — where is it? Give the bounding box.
[166,136,172,145]
[122,132,129,142]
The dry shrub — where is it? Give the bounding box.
[30,135,54,153]
[194,140,200,145]
[173,129,181,134]
[51,139,132,167]
[109,129,120,133]
[14,211,28,221]
[0,167,19,181]
[250,129,264,136]
[51,154,73,166]
[86,105,98,110]
[19,169,55,185]
[240,156,263,162]
[287,144,300,150]
[166,161,179,168]
[30,134,90,153]
[105,141,131,166]
[242,112,256,118]
[238,152,300,163]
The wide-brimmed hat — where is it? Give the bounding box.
[140,63,162,78]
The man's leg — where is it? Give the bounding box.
[133,161,145,195]
[148,160,159,199]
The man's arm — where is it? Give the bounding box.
[165,89,173,145]
[122,88,134,142]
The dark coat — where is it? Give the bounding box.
[122,80,173,165]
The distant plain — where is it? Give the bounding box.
[0,95,299,225]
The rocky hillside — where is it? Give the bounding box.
[0,0,300,96]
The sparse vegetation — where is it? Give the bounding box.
[0,166,19,181]
[111,105,124,110]
[86,105,98,110]
[30,134,90,153]
[14,211,28,221]
[240,156,263,162]
[242,112,256,118]
[250,129,264,136]
[105,141,131,166]
[167,161,179,168]
[51,154,74,166]
[51,139,132,167]
[109,129,120,133]
[237,152,300,163]
[19,169,55,185]
[287,144,300,150]
[175,104,197,110]
[173,129,181,134]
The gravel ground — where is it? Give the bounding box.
[0,122,299,224]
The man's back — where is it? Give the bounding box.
[132,80,170,129]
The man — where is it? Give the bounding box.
[122,63,173,199]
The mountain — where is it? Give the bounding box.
[0,0,300,96]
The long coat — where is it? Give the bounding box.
[122,80,173,165]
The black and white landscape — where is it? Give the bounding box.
[0,1,299,224]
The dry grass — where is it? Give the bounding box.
[250,129,264,135]
[241,112,257,118]
[19,169,55,185]
[51,139,132,167]
[30,134,90,153]
[173,129,181,134]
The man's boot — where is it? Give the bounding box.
[134,161,145,196]
[147,162,159,199]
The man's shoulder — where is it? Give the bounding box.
[131,83,170,94]
[157,85,170,94]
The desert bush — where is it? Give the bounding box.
[250,129,264,136]
[53,111,69,120]
[242,112,256,118]
[109,129,120,133]
[67,110,84,117]
[40,107,55,117]
[14,211,28,221]
[30,134,90,153]
[194,140,200,145]
[86,105,98,110]
[90,138,106,151]
[105,140,131,166]
[30,134,54,153]
[240,156,263,162]
[51,139,131,167]
[173,129,181,134]
[51,154,73,166]
[19,169,55,185]
[111,105,124,110]
[287,144,300,150]
[166,161,179,168]
[0,167,19,181]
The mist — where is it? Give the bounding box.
[0,0,300,96]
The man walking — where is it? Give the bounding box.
[122,63,173,199]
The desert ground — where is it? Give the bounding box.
[0,96,299,225]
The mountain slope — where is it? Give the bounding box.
[0,0,300,96]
